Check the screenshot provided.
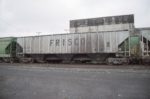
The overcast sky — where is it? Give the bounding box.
[0,0,150,37]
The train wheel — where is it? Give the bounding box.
[0,58,3,63]
[30,59,35,63]
[3,58,10,63]
[10,59,14,63]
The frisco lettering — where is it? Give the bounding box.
[50,38,85,46]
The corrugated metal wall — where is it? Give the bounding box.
[70,24,134,33]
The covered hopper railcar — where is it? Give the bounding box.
[16,31,131,64]
[0,37,17,63]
